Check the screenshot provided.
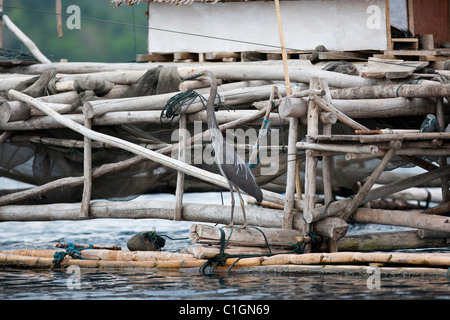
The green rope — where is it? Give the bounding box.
[160,89,231,125]
[51,242,92,269]
[199,225,321,274]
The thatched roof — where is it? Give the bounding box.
[111,0,221,7]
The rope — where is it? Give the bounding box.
[199,225,320,274]
[51,242,92,269]
[160,89,231,125]
[160,90,206,125]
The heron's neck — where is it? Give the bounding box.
[206,82,219,130]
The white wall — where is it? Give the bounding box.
[147,0,388,53]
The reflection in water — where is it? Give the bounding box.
[0,268,449,300]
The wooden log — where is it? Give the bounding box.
[330,83,450,99]
[352,208,450,233]
[1,13,51,64]
[54,243,122,251]
[337,230,450,252]
[313,217,348,241]
[190,245,285,260]
[280,96,436,120]
[0,201,286,229]
[190,224,301,248]
[177,65,388,88]
[417,229,450,239]
[83,83,287,118]
[0,252,206,270]
[296,142,379,154]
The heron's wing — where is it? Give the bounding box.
[219,144,263,202]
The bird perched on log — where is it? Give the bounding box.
[184,70,263,229]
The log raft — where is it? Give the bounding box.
[1,58,450,272]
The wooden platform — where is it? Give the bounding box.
[1,247,449,277]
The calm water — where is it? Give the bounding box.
[0,179,449,301]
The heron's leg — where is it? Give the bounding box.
[235,188,247,229]
[224,182,235,228]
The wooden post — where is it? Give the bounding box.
[283,116,299,229]
[274,0,291,96]
[174,114,187,221]
[385,0,393,51]
[436,97,450,202]
[80,104,92,218]
[56,0,63,38]
[318,78,337,252]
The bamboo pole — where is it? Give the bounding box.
[1,13,51,64]
[274,0,291,96]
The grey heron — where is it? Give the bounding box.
[186,70,263,229]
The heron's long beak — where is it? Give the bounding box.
[182,73,205,81]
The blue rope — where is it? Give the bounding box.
[247,119,270,168]
[51,242,92,269]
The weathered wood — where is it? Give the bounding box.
[309,164,450,223]
[190,224,301,248]
[423,201,450,216]
[352,208,450,233]
[174,114,186,221]
[303,77,319,225]
[337,230,450,252]
[55,243,122,251]
[0,200,284,228]
[283,116,299,229]
[330,83,450,99]
[177,65,388,88]
[313,217,348,241]
[296,142,379,154]
[341,142,401,220]
[1,13,51,64]
[80,104,92,218]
